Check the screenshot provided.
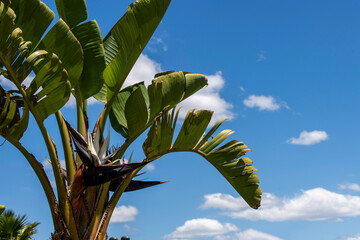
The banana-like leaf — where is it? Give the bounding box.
[92,33,117,102]
[54,0,87,29]
[0,87,29,140]
[148,72,207,120]
[11,0,55,50]
[143,109,262,209]
[110,72,207,139]
[103,0,171,98]
[71,20,105,100]
[37,19,83,87]
[0,4,71,121]
[109,82,147,138]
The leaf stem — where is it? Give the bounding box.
[4,135,64,232]
[55,111,76,183]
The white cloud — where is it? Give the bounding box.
[201,188,360,222]
[214,229,282,240]
[243,95,287,111]
[110,205,139,223]
[287,130,329,145]
[64,95,101,108]
[0,75,34,89]
[144,163,155,172]
[42,159,66,170]
[163,218,238,239]
[257,51,266,62]
[338,183,360,192]
[178,71,234,124]
[200,193,248,211]
[148,37,168,52]
[201,192,280,212]
[164,218,282,240]
[339,233,360,240]
[123,54,162,88]
[234,229,283,240]
[333,218,344,222]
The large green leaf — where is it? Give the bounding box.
[93,84,107,102]
[125,85,149,137]
[109,82,146,138]
[103,0,171,97]
[110,71,207,139]
[0,4,71,121]
[72,20,105,99]
[92,32,118,102]
[37,19,83,87]
[148,71,207,119]
[54,0,87,29]
[11,0,55,50]
[25,51,71,120]
[143,109,262,209]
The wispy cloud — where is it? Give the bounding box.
[163,218,238,239]
[110,205,139,223]
[338,183,360,192]
[287,130,329,145]
[338,233,360,240]
[243,95,287,111]
[347,235,360,240]
[42,159,66,170]
[201,188,360,222]
[64,95,101,108]
[257,50,266,62]
[148,37,168,52]
[42,159,66,189]
[0,75,34,89]
[232,229,283,240]
[200,193,248,211]
[144,163,155,172]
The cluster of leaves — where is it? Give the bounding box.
[0,0,262,239]
[0,205,40,240]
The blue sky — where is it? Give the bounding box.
[1,0,360,239]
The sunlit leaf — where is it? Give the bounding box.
[143,109,262,209]
[72,20,105,99]
[54,0,87,28]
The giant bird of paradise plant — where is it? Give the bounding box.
[0,0,262,239]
